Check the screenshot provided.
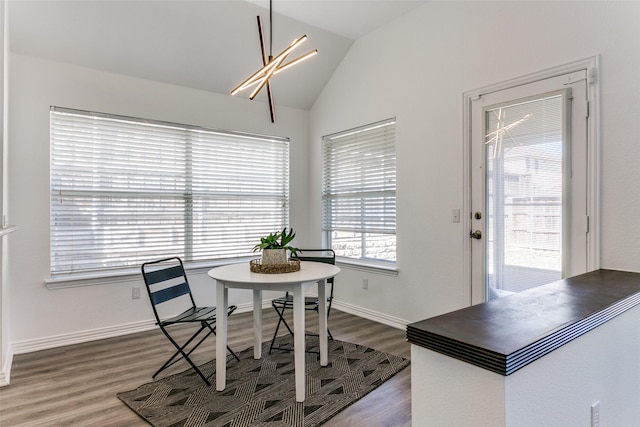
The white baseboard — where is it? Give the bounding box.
[10,319,157,355]
[8,299,408,358]
[8,300,265,357]
[234,300,272,313]
[331,300,409,331]
[238,298,409,331]
[0,347,13,387]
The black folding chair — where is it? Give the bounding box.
[269,249,336,354]
[141,257,239,386]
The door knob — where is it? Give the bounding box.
[470,230,482,239]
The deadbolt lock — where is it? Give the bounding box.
[474,212,482,220]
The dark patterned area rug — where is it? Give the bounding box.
[117,335,409,427]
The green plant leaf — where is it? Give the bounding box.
[252,227,297,254]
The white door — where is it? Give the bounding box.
[470,70,590,304]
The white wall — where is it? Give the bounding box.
[411,304,640,426]
[6,54,311,350]
[310,1,640,323]
[4,0,640,359]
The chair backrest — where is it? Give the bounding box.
[141,257,196,321]
[292,249,336,286]
[292,248,336,264]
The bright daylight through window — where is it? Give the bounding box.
[50,107,290,279]
[322,118,397,265]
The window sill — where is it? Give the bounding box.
[45,257,258,289]
[44,256,398,289]
[336,258,398,276]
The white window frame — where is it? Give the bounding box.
[322,118,397,272]
[49,107,290,286]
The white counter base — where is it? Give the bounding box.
[411,304,640,426]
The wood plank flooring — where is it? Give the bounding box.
[0,309,411,426]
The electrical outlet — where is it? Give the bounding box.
[132,286,141,299]
[362,279,369,290]
[591,401,600,427]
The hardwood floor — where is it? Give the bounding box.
[0,309,411,426]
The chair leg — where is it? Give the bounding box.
[313,305,334,340]
[155,325,212,386]
[270,302,335,355]
[279,307,295,337]
[221,305,240,361]
[203,321,240,362]
[268,315,281,354]
[327,300,334,340]
[269,303,285,354]
[154,324,209,376]
[269,302,295,354]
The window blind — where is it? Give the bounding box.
[322,118,396,262]
[50,107,290,278]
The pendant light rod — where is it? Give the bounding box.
[258,14,275,122]
[230,0,317,123]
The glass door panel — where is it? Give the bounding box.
[484,93,567,299]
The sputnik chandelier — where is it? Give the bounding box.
[230,0,317,123]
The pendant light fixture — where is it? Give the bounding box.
[231,0,317,122]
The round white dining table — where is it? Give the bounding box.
[208,260,340,402]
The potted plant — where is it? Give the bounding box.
[252,228,299,265]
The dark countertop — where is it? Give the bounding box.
[406,269,640,375]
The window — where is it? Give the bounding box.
[322,118,396,265]
[50,107,290,279]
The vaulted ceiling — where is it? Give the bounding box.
[8,0,427,110]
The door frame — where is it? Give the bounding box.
[461,56,601,306]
